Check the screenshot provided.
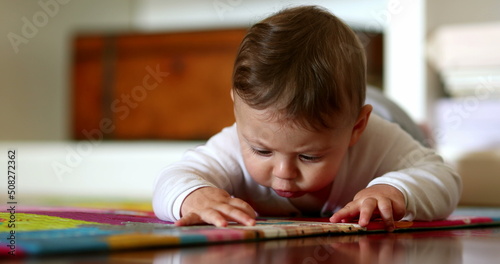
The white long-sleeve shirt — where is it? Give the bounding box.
[153,114,462,222]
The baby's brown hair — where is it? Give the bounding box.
[232,5,366,130]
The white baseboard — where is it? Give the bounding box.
[1,141,203,200]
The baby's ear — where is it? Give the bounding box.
[349,105,373,147]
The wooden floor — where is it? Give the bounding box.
[22,226,500,263]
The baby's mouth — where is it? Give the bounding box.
[273,189,306,198]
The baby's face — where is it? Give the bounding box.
[234,97,354,199]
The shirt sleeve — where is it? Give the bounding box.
[152,124,243,221]
[363,115,462,221]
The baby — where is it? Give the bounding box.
[152,5,462,231]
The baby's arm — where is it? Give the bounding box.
[329,115,461,230]
[329,184,406,231]
[175,186,256,227]
[153,124,254,226]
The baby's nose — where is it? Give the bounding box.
[272,159,298,180]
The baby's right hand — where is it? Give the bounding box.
[175,186,256,227]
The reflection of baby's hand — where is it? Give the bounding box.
[175,186,256,227]
[331,236,401,264]
[329,184,406,232]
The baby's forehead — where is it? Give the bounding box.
[256,111,347,136]
[234,93,351,131]
[264,109,349,131]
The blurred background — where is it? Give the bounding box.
[1,0,499,205]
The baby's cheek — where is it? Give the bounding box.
[306,165,338,190]
[243,156,270,186]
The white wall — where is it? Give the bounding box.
[0,141,202,200]
[384,0,426,122]
[132,0,387,32]
[0,0,134,140]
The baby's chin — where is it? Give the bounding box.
[273,189,306,198]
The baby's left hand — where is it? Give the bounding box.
[329,184,406,232]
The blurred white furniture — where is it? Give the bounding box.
[1,141,202,200]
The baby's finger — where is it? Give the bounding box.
[176,210,228,227]
[175,212,203,226]
[201,208,232,227]
[229,198,257,219]
[377,199,395,232]
[358,198,377,227]
[215,203,256,226]
[329,202,360,223]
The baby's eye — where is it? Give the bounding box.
[299,154,321,162]
[251,148,272,156]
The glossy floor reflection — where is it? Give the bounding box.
[14,227,500,264]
